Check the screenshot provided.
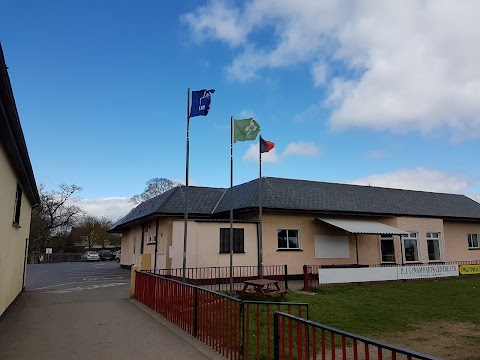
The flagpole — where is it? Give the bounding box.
[258,136,263,278]
[182,88,190,283]
[229,115,234,292]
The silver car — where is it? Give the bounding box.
[81,251,100,262]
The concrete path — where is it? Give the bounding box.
[0,263,224,360]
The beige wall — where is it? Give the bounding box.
[260,214,473,275]
[118,212,480,277]
[444,220,480,262]
[142,219,170,270]
[171,220,258,269]
[393,217,444,263]
[120,225,142,266]
[263,213,363,275]
[0,145,33,316]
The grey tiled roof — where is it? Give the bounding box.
[111,177,480,231]
[111,186,226,229]
[214,177,480,219]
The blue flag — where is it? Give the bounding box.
[190,89,215,117]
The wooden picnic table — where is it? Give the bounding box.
[237,279,288,297]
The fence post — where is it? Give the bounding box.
[303,265,311,292]
[284,264,288,289]
[273,312,280,360]
[193,287,198,338]
[240,302,245,358]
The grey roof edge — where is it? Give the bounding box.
[108,186,181,231]
[109,185,227,232]
[211,188,228,214]
[110,176,480,232]
[0,43,40,206]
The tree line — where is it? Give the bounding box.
[29,184,120,253]
[29,178,180,254]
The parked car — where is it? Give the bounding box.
[81,251,100,262]
[98,249,114,261]
[115,250,121,263]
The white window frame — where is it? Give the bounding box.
[277,229,301,250]
[146,234,157,244]
[468,234,479,249]
[379,235,396,263]
[403,232,420,263]
[426,232,442,262]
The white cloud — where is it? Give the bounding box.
[242,143,280,163]
[312,61,327,87]
[348,168,473,194]
[180,1,249,47]
[283,142,321,157]
[183,0,480,139]
[77,197,134,222]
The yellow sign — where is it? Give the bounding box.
[459,264,480,275]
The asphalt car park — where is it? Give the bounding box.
[0,262,222,360]
[26,261,130,292]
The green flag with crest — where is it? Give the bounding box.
[234,118,261,143]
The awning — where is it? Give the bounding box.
[316,218,409,235]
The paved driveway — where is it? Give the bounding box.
[0,262,223,360]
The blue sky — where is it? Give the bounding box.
[2,0,480,220]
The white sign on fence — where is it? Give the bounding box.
[397,264,459,279]
[318,267,397,284]
[319,264,459,285]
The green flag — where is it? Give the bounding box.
[234,118,261,143]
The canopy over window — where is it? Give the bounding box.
[316,218,409,235]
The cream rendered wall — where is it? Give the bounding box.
[0,145,33,316]
[141,219,169,270]
[171,220,258,269]
[261,214,449,275]
[263,214,360,275]
[385,217,444,263]
[443,221,480,262]
[120,226,142,266]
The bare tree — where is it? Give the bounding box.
[72,215,118,249]
[129,177,181,204]
[29,183,84,252]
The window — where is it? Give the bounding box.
[13,184,22,225]
[219,228,244,253]
[147,235,156,244]
[278,229,300,249]
[380,235,395,263]
[427,232,441,261]
[468,234,479,249]
[403,232,419,262]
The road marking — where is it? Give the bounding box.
[28,278,129,291]
[29,282,84,291]
[43,282,127,294]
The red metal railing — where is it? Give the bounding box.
[273,312,441,360]
[154,265,288,292]
[134,271,307,359]
[242,300,308,360]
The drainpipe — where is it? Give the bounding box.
[399,235,404,265]
[355,233,359,265]
[22,238,29,291]
[140,224,145,254]
[154,220,159,273]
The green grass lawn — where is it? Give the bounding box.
[282,276,480,337]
